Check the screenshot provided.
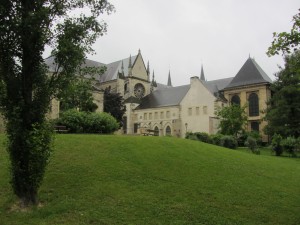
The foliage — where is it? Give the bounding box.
[245,136,260,155]
[267,9,300,56]
[104,89,126,127]
[215,104,248,137]
[210,133,224,146]
[194,132,211,143]
[220,135,238,149]
[264,51,300,138]
[59,79,98,112]
[0,0,114,206]
[57,109,118,134]
[282,136,299,157]
[271,134,283,156]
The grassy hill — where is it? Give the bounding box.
[0,134,299,225]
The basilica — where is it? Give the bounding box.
[1,50,272,142]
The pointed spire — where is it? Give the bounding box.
[200,64,205,81]
[121,60,124,71]
[128,54,132,68]
[152,70,155,82]
[147,61,150,75]
[167,70,172,87]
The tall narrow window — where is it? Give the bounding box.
[249,93,259,116]
[154,126,159,136]
[231,95,240,106]
[188,108,192,116]
[251,121,259,132]
[165,126,171,136]
[196,107,200,115]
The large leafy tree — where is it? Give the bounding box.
[216,104,248,137]
[59,67,106,112]
[267,9,300,56]
[104,89,126,127]
[264,51,300,138]
[0,0,114,206]
[265,9,300,138]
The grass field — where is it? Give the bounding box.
[0,134,299,225]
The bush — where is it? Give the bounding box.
[220,135,238,149]
[210,133,224,146]
[282,136,298,157]
[194,132,211,143]
[271,133,283,156]
[57,110,119,134]
[245,136,260,154]
[238,131,262,147]
[57,109,85,133]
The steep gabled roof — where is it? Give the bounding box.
[224,58,272,89]
[45,56,105,72]
[99,55,137,83]
[136,85,190,110]
[204,77,233,94]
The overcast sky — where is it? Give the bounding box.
[55,1,300,86]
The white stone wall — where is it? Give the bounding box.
[180,77,217,137]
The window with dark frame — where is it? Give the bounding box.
[231,95,240,106]
[248,93,259,116]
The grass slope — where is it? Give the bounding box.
[0,135,299,225]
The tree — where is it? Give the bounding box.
[264,51,300,138]
[0,0,114,206]
[265,9,300,138]
[59,79,98,112]
[267,9,300,56]
[216,104,248,137]
[59,65,106,112]
[104,89,126,127]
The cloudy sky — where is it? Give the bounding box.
[67,1,300,86]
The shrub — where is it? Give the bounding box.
[220,135,238,149]
[282,136,298,157]
[245,136,260,154]
[271,133,283,156]
[194,132,211,143]
[57,109,85,133]
[210,133,224,146]
[57,110,119,134]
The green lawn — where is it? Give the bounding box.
[0,134,299,225]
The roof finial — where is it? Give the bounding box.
[167,69,172,87]
[128,54,132,68]
[200,64,205,81]
[249,53,251,58]
[138,49,141,54]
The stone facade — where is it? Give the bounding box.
[40,50,272,142]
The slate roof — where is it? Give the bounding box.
[44,56,105,80]
[45,56,104,72]
[224,58,272,89]
[44,55,137,82]
[204,77,233,94]
[99,55,137,83]
[136,85,190,110]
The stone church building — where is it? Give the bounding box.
[0,50,272,142]
[80,49,271,141]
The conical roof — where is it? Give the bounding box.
[224,58,272,89]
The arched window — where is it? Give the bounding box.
[154,126,159,136]
[124,83,128,93]
[165,126,171,136]
[248,93,259,116]
[231,95,240,106]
